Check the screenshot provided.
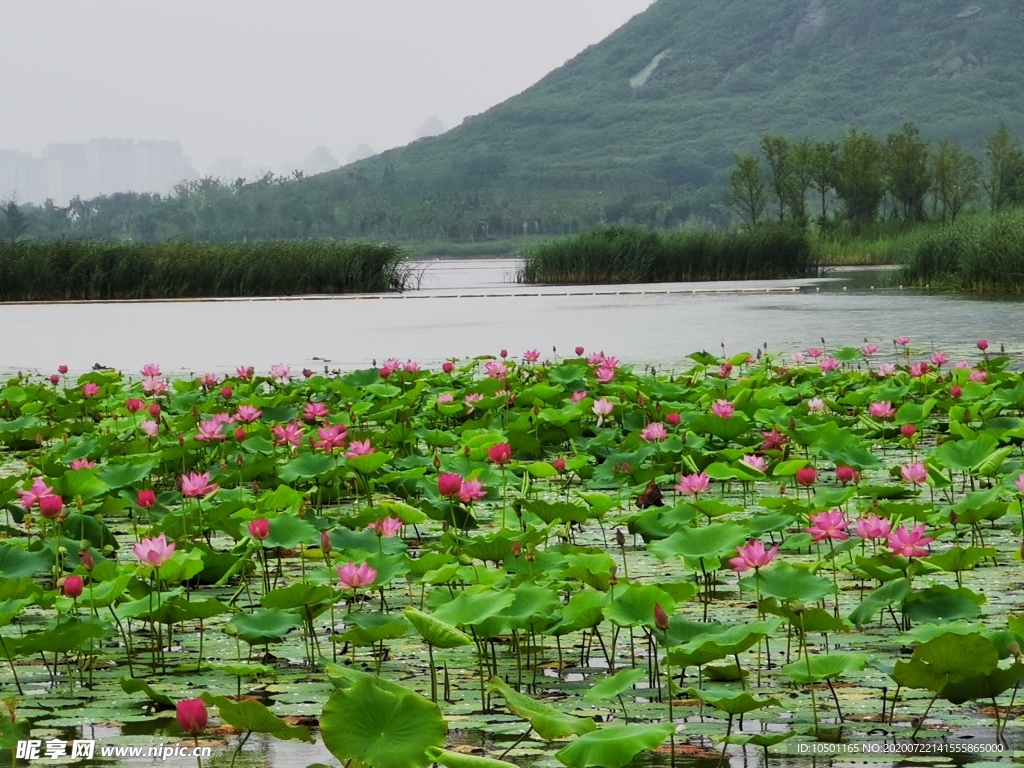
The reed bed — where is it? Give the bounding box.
[0,241,411,301]
[516,224,817,284]
[899,210,1024,293]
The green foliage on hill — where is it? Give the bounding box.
[9,0,1024,242]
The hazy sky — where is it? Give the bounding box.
[1,1,654,172]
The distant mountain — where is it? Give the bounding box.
[19,0,1024,242]
[293,0,1024,238]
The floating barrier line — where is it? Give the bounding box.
[0,286,805,307]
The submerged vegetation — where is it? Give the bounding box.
[517,225,816,284]
[3,339,1024,766]
[0,241,410,301]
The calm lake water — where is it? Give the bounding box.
[1,259,1021,375]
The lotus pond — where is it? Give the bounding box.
[3,343,1024,768]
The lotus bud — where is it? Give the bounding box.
[320,530,332,554]
[949,511,958,526]
[80,549,94,570]
[525,552,535,562]
[615,528,626,547]
[511,541,523,558]
[654,602,670,631]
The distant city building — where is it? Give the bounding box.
[346,144,376,164]
[301,146,339,176]
[0,139,196,204]
[415,117,447,140]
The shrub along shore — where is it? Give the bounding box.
[517,224,818,284]
[0,241,411,301]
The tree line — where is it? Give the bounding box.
[729,123,1024,232]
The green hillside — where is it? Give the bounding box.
[10,0,1024,242]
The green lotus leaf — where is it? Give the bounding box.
[404,607,472,649]
[583,667,647,704]
[488,677,596,740]
[554,724,674,768]
[321,677,445,768]
[227,607,302,645]
[202,694,313,742]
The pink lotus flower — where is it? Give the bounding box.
[49,374,60,385]
[592,399,614,427]
[855,514,891,541]
[575,346,585,356]
[38,494,63,519]
[807,509,849,542]
[148,403,161,417]
[181,471,218,498]
[895,336,911,347]
[442,361,454,374]
[488,443,512,464]
[140,420,159,438]
[70,458,96,470]
[134,533,176,568]
[82,382,100,398]
[807,397,825,413]
[795,467,818,487]
[742,455,766,472]
[248,518,270,541]
[760,430,787,451]
[337,562,377,590]
[142,376,168,395]
[345,439,375,459]
[666,412,681,426]
[675,471,710,496]
[877,363,896,377]
[303,402,329,421]
[195,418,229,442]
[459,479,487,504]
[868,401,896,419]
[910,361,930,378]
[270,364,291,382]
[141,363,162,377]
[977,339,989,351]
[126,398,145,413]
[235,405,262,423]
[236,365,254,380]
[62,575,84,599]
[485,361,507,380]
[1014,473,1024,495]
[791,352,806,364]
[436,393,454,404]
[862,344,878,356]
[836,466,859,484]
[198,373,218,389]
[176,698,208,737]
[887,524,934,558]
[137,489,157,509]
[384,358,402,371]
[729,540,779,573]
[571,390,588,403]
[640,422,668,442]
[807,347,823,359]
[901,462,928,485]
[953,360,972,370]
[17,477,54,509]
[314,424,348,453]
[717,364,732,378]
[369,517,403,537]
[553,458,566,473]
[58,364,69,374]
[601,356,620,370]
[523,349,540,363]
[970,371,987,383]
[438,473,463,498]
[711,399,735,418]
[950,385,963,399]
[223,386,234,398]
[595,366,615,383]
[930,352,948,367]
[403,360,420,373]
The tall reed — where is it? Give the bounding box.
[0,241,411,301]
[517,225,817,284]
[899,210,1024,293]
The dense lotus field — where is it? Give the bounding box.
[4,341,1024,768]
